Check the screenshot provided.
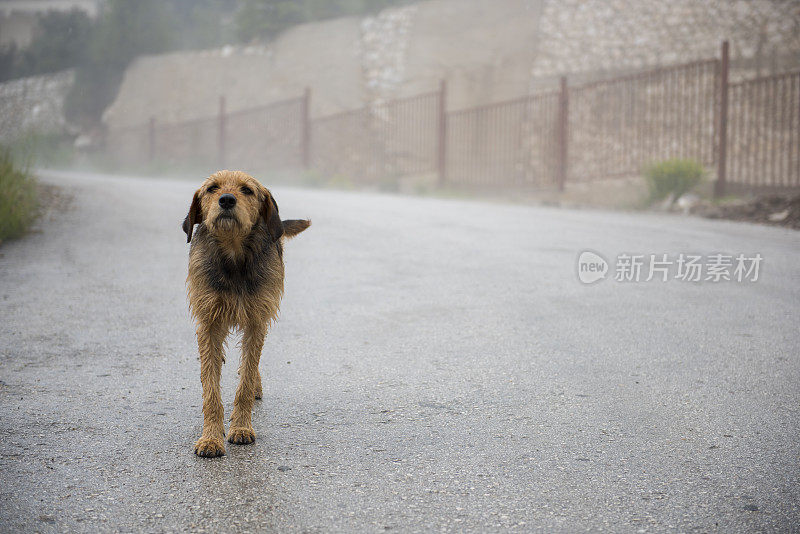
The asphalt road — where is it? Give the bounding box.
[1,170,798,533]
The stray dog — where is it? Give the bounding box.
[182,170,309,457]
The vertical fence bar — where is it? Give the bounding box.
[715,41,730,198]
[770,46,778,76]
[301,87,311,169]
[696,63,704,163]
[218,95,226,169]
[678,65,685,158]
[792,75,798,187]
[660,68,668,160]
[728,84,736,184]
[796,74,799,186]
[778,76,786,186]
[770,76,777,185]
[148,117,156,163]
[557,76,569,191]
[755,75,764,187]
[748,81,756,187]
[437,79,448,186]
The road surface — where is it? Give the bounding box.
[1,170,798,532]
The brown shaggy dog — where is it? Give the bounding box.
[182,170,309,457]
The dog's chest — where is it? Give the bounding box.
[192,232,281,295]
[209,257,254,292]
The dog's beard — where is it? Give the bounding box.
[212,213,241,232]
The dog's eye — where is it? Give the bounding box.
[241,186,254,196]
[207,184,219,193]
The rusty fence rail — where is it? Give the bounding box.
[104,41,799,195]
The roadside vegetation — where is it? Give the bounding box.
[643,158,706,204]
[0,148,38,244]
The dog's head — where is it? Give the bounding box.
[182,170,282,243]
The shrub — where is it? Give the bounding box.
[643,159,706,203]
[0,148,38,243]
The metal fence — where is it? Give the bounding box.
[445,91,561,187]
[151,116,219,169]
[567,59,718,182]
[106,94,307,173]
[225,95,308,171]
[727,71,800,192]
[104,41,799,195]
[311,90,440,182]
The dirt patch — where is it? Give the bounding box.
[692,194,800,230]
[35,182,74,224]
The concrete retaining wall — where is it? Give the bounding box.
[102,0,800,131]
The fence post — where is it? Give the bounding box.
[715,41,729,198]
[557,76,569,191]
[148,117,155,163]
[769,45,778,75]
[218,95,226,169]
[301,87,311,169]
[437,79,447,186]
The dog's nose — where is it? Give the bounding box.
[219,194,236,210]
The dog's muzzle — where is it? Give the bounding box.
[219,194,236,210]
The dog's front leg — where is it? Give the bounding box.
[228,321,266,445]
[194,320,227,457]
[254,368,263,400]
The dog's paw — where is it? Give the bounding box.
[194,436,225,458]
[254,385,263,400]
[228,426,256,445]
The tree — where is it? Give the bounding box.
[0,9,92,82]
[236,0,307,42]
[0,44,18,82]
[65,0,175,126]
[235,0,412,43]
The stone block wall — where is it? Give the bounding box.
[0,70,74,142]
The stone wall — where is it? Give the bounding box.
[531,0,800,88]
[0,70,74,142]
[102,0,800,131]
[374,0,542,110]
[359,4,418,106]
[102,0,542,129]
[102,16,365,130]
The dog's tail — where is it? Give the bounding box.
[282,219,311,239]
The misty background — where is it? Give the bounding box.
[1,2,800,532]
[0,1,799,232]
[1,1,798,168]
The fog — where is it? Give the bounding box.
[1,1,799,532]
[1,0,798,200]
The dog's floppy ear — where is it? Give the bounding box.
[261,191,284,241]
[182,190,202,243]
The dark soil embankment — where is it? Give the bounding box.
[694,195,800,230]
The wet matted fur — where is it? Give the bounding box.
[182,170,310,457]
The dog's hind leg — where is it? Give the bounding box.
[228,320,266,445]
[193,319,228,458]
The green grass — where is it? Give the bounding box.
[6,130,75,169]
[0,147,38,244]
[643,158,706,203]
